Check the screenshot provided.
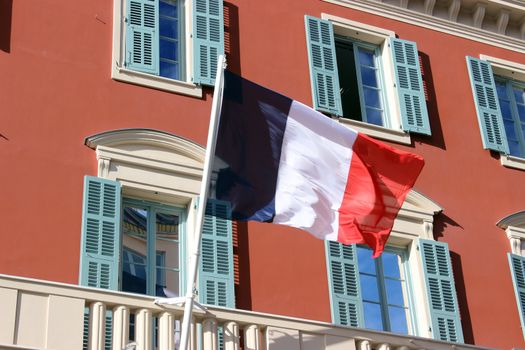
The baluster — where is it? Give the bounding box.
[135,309,152,350]
[202,318,218,350]
[89,302,106,350]
[357,340,371,350]
[112,306,130,350]
[159,312,175,350]
[244,325,260,350]
[224,322,240,350]
[377,343,391,350]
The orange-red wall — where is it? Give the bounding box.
[1,0,525,348]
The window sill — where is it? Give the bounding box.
[338,118,411,145]
[112,66,203,98]
[501,154,525,171]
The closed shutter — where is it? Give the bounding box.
[390,38,431,135]
[125,0,159,75]
[326,241,363,327]
[199,199,235,308]
[79,176,121,350]
[419,239,464,343]
[304,16,342,116]
[508,254,525,339]
[192,0,224,86]
[466,57,509,153]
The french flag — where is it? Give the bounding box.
[212,71,424,257]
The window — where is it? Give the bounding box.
[112,0,224,97]
[121,200,183,297]
[325,191,464,343]
[304,15,431,144]
[357,246,412,334]
[467,56,525,170]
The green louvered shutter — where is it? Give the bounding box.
[79,176,122,289]
[326,241,363,327]
[192,0,224,86]
[419,239,464,343]
[508,254,525,338]
[199,199,235,308]
[390,38,431,135]
[125,0,159,75]
[79,176,121,350]
[466,57,509,153]
[305,16,342,116]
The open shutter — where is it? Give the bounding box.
[192,0,224,86]
[199,199,235,308]
[304,16,342,116]
[326,241,363,327]
[79,176,121,289]
[79,176,121,350]
[466,57,509,153]
[419,239,464,343]
[508,254,525,339]
[390,38,431,135]
[125,0,159,75]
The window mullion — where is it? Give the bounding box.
[147,207,157,296]
[376,257,391,332]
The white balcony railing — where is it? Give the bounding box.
[0,274,493,350]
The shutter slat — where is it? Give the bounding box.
[125,0,159,74]
[419,239,464,343]
[390,38,431,135]
[326,241,363,327]
[508,254,525,339]
[193,0,224,86]
[199,199,235,308]
[304,16,342,116]
[466,57,509,153]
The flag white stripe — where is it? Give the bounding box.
[273,101,358,240]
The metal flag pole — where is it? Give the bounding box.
[177,54,227,350]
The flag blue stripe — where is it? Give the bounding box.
[213,71,292,221]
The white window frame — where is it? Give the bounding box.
[479,54,525,171]
[85,128,207,294]
[112,0,203,97]
[322,13,412,145]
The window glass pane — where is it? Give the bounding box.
[160,0,178,18]
[382,252,401,278]
[360,67,378,88]
[508,139,523,157]
[160,39,179,62]
[365,108,383,126]
[357,246,375,275]
[160,61,180,80]
[517,105,525,123]
[336,41,362,122]
[363,302,383,331]
[156,268,180,297]
[503,118,517,140]
[385,278,405,306]
[496,81,508,98]
[514,87,525,104]
[499,100,512,118]
[358,49,375,67]
[388,306,409,334]
[123,206,148,240]
[363,87,382,109]
[360,274,380,302]
[160,17,178,38]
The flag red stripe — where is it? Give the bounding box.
[337,133,425,257]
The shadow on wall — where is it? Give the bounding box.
[412,52,446,150]
[450,252,474,344]
[233,220,252,310]
[433,213,463,240]
[224,2,241,75]
[0,0,12,53]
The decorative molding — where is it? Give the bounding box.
[323,0,525,54]
[423,0,435,16]
[497,211,525,256]
[496,9,510,34]
[399,0,409,9]
[448,0,461,22]
[472,4,486,29]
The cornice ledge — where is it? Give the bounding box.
[323,0,525,54]
[497,210,525,229]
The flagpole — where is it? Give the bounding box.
[178,55,227,350]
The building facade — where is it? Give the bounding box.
[1,0,525,349]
